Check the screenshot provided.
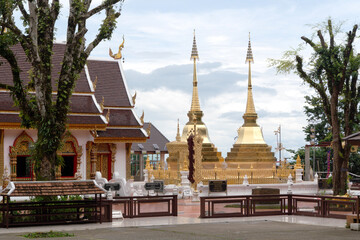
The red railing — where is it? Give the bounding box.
[200,194,359,221]
[112,195,177,218]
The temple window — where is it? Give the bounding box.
[9,131,34,181]
[16,156,32,178]
[57,133,83,180]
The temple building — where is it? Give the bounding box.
[131,122,169,181]
[225,36,276,165]
[0,42,148,184]
[167,32,222,171]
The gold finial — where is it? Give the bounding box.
[132,91,137,105]
[140,110,144,125]
[190,29,199,60]
[92,76,98,91]
[190,31,201,112]
[245,32,254,64]
[100,96,105,111]
[106,109,110,123]
[243,33,257,124]
[176,119,181,142]
[146,122,151,137]
[109,35,125,60]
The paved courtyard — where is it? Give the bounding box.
[0,199,358,239]
[0,218,358,240]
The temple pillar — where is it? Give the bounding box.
[9,155,16,180]
[125,143,132,180]
[90,144,98,179]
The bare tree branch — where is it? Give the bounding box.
[317,30,327,48]
[16,0,30,22]
[82,0,122,19]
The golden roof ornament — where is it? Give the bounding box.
[90,126,99,138]
[106,109,110,123]
[140,110,144,125]
[100,96,105,112]
[92,76,98,91]
[109,35,125,60]
[132,91,137,105]
[146,122,151,137]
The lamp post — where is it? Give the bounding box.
[274,125,285,165]
[310,126,316,176]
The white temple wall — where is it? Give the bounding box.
[114,143,126,178]
[69,130,94,180]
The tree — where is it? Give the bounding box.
[0,0,124,180]
[270,19,360,195]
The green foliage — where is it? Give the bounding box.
[23,231,74,239]
[271,18,360,194]
[0,0,124,180]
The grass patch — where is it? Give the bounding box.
[22,231,74,238]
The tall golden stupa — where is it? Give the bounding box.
[225,35,276,163]
[166,31,222,171]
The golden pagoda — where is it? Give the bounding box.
[225,34,276,164]
[167,31,222,171]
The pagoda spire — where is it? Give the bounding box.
[176,119,181,142]
[190,30,201,112]
[243,33,258,127]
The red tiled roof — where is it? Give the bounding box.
[105,109,141,127]
[1,181,106,196]
[0,44,91,93]
[87,60,132,107]
[131,122,169,153]
[0,114,105,126]
[97,128,147,139]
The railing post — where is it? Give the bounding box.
[288,194,292,215]
[321,196,325,217]
[200,197,205,218]
[246,196,250,216]
[172,195,178,216]
[129,197,134,218]
[357,196,359,224]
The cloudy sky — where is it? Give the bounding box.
[52,0,360,160]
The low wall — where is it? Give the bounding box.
[198,181,318,197]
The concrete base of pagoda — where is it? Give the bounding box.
[225,144,276,162]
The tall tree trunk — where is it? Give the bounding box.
[330,91,346,195]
